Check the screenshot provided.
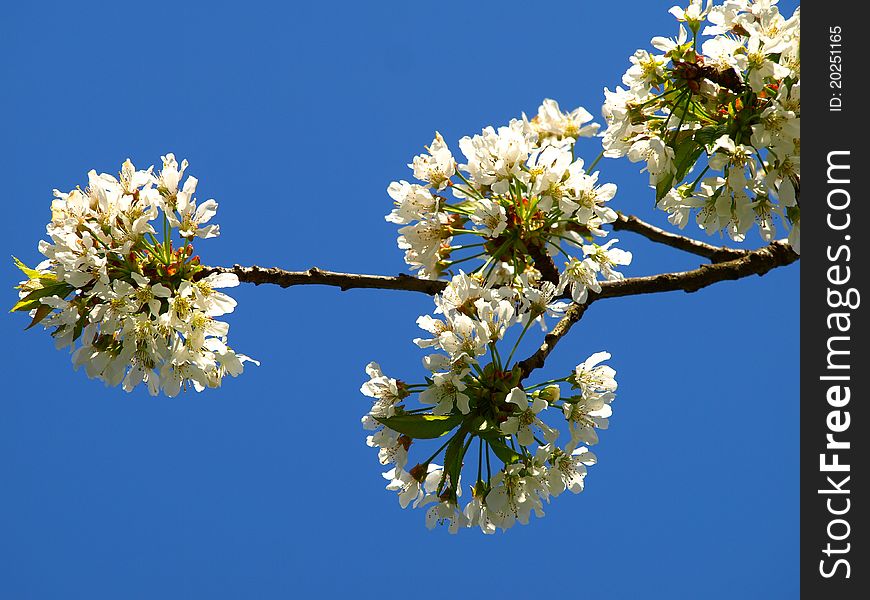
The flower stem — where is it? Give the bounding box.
[506,318,534,367]
[162,214,172,263]
[525,377,569,390]
[477,437,483,485]
[446,251,488,267]
[586,150,605,172]
[454,171,483,198]
[422,434,456,467]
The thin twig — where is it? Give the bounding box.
[199,222,798,383]
[612,212,747,262]
[200,265,447,295]
[514,240,798,379]
[202,240,793,302]
[201,213,751,290]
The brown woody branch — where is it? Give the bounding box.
[202,214,743,292]
[204,243,798,377]
[515,240,798,379]
[201,265,447,295]
[612,212,747,262]
[200,215,798,382]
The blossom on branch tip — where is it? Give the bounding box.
[361,273,619,533]
[12,155,256,397]
[385,99,629,291]
[602,0,800,251]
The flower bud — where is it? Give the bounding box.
[537,385,561,403]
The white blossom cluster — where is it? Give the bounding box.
[387,99,633,297]
[12,155,257,396]
[601,0,800,251]
[361,273,617,533]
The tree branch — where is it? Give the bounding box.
[612,212,747,262]
[203,238,793,303]
[202,214,751,293]
[201,265,446,295]
[514,240,798,379]
[200,224,798,383]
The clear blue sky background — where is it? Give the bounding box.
[1,1,799,598]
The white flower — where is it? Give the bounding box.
[765,154,800,209]
[749,196,778,242]
[500,387,557,447]
[734,28,793,92]
[159,350,209,398]
[601,86,648,159]
[15,154,253,396]
[541,445,597,496]
[386,181,439,224]
[485,464,546,531]
[469,198,508,238]
[157,153,188,198]
[652,24,689,55]
[699,36,742,73]
[474,298,515,343]
[668,0,712,26]
[559,257,601,304]
[410,132,456,191]
[685,177,728,235]
[623,49,667,92]
[529,99,599,142]
[627,136,676,185]
[751,96,799,157]
[704,0,749,36]
[367,427,410,472]
[526,144,577,212]
[166,176,220,239]
[419,371,471,414]
[582,239,632,282]
[436,271,491,314]
[563,170,618,227]
[422,497,468,533]
[384,465,443,509]
[436,312,488,363]
[361,362,406,420]
[562,392,614,448]
[464,492,497,535]
[414,314,450,349]
[518,280,569,330]
[189,272,240,317]
[658,186,694,229]
[573,352,618,396]
[397,213,452,279]
[458,119,535,193]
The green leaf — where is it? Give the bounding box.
[482,433,522,465]
[72,317,86,342]
[656,137,706,203]
[10,282,74,313]
[442,430,468,497]
[694,125,729,147]
[677,152,705,185]
[12,256,47,280]
[673,139,705,185]
[655,171,675,202]
[24,303,53,330]
[375,414,462,439]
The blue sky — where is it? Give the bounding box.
[1,1,799,598]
